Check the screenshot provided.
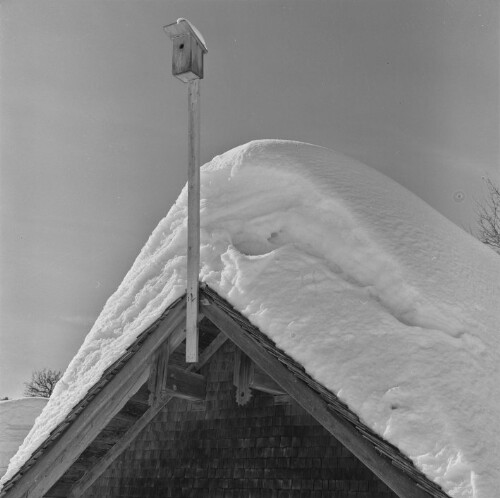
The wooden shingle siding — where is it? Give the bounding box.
[82,342,397,498]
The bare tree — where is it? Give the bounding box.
[24,368,62,398]
[476,178,500,254]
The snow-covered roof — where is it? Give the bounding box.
[164,18,208,52]
[2,140,500,498]
[176,18,207,51]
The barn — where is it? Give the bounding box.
[0,286,449,498]
[2,140,499,498]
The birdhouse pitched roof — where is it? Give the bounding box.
[164,18,208,52]
[2,140,500,498]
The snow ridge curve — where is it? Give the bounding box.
[3,140,500,498]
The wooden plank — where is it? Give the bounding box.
[164,366,205,401]
[186,78,201,363]
[200,295,432,498]
[148,340,170,406]
[233,349,253,406]
[171,34,192,79]
[2,298,186,498]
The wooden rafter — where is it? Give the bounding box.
[1,299,186,498]
[67,329,226,498]
[67,399,169,498]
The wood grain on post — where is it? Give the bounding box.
[186,78,200,362]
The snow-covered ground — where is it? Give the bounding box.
[0,398,48,478]
[2,140,500,498]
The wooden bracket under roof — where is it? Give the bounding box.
[233,349,286,405]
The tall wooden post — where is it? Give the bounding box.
[165,19,207,363]
[186,78,200,362]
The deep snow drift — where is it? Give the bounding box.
[0,398,48,478]
[2,140,500,497]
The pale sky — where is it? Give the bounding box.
[1,0,498,398]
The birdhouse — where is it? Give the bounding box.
[164,18,208,83]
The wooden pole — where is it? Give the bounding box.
[164,19,206,363]
[186,78,200,363]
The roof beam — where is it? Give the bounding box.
[200,291,433,498]
[68,398,169,498]
[2,297,186,498]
